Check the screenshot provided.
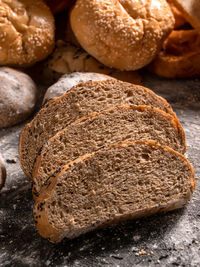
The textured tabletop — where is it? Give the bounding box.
[0,72,200,267]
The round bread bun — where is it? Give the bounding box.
[44,0,74,14]
[0,67,38,128]
[0,0,55,66]
[0,155,6,191]
[148,30,200,78]
[43,72,115,104]
[70,0,175,71]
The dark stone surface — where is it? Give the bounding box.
[0,72,200,267]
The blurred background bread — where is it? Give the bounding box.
[0,0,55,66]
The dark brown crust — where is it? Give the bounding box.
[19,80,176,179]
[34,140,195,243]
[0,157,6,191]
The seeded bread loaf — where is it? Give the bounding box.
[70,0,174,70]
[19,79,175,179]
[34,140,195,243]
[0,0,55,66]
[32,105,186,198]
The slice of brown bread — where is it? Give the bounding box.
[19,79,175,179]
[34,140,195,243]
[32,105,185,199]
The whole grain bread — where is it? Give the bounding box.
[34,140,195,243]
[19,80,175,179]
[32,105,185,199]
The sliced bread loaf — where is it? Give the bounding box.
[19,79,175,178]
[34,140,195,243]
[32,105,185,198]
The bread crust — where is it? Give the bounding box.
[0,0,55,65]
[34,140,195,243]
[148,30,200,78]
[70,0,174,71]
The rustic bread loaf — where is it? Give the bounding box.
[0,0,55,66]
[43,41,142,85]
[34,140,195,243]
[32,105,186,198]
[0,155,6,191]
[43,72,114,104]
[167,0,187,29]
[0,67,38,128]
[19,79,175,179]
[70,0,174,70]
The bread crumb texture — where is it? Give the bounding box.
[0,0,55,65]
[34,141,195,242]
[70,0,175,70]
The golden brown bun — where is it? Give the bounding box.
[44,0,74,14]
[167,0,187,29]
[148,30,200,78]
[173,0,200,30]
[0,0,55,66]
[70,0,175,71]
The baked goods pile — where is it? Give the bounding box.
[19,77,195,242]
[0,0,197,242]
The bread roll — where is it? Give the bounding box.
[0,67,38,128]
[0,0,55,65]
[70,0,175,71]
[148,30,200,78]
[167,0,187,29]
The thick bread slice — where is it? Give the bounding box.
[19,79,175,179]
[32,105,186,198]
[34,140,195,243]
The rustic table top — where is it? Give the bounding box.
[0,72,200,267]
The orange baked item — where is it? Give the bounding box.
[148,30,200,78]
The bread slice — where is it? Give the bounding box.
[32,105,186,198]
[19,79,175,178]
[34,140,195,243]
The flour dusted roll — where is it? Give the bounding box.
[70,0,175,71]
[0,0,55,66]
